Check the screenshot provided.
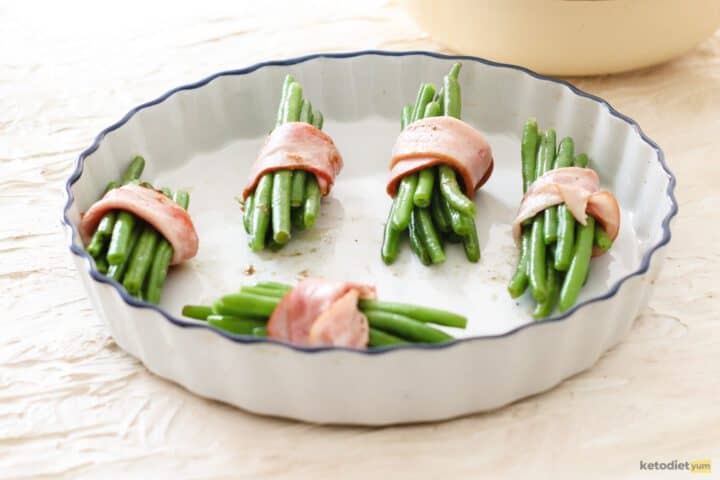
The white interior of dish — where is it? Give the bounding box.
[66,54,672,337]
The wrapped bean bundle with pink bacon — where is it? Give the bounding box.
[381,63,494,266]
[241,75,342,252]
[80,156,198,304]
[182,278,469,349]
[508,119,621,317]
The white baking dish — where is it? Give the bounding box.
[63,51,677,425]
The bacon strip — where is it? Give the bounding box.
[242,122,343,200]
[79,184,198,265]
[512,167,620,257]
[387,116,494,197]
[267,278,376,348]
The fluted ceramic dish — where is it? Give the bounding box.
[63,51,677,425]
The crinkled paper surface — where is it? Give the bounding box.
[1,1,718,478]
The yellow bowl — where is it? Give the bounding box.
[401,0,720,75]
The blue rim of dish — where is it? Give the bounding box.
[61,50,678,355]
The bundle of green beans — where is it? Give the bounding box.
[507,119,614,317]
[243,75,325,252]
[85,155,190,304]
[182,281,467,347]
[381,63,481,266]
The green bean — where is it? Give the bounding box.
[554,205,576,271]
[87,178,122,258]
[594,225,613,251]
[182,304,213,320]
[410,83,436,123]
[415,207,446,264]
[445,197,471,236]
[255,281,292,292]
[438,190,463,235]
[555,137,575,168]
[106,211,137,265]
[290,170,307,208]
[435,87,444,113]
[144,240,172,304]
[543,207,559,244]
[271,171,292,244]
[528,215,547,303]
[173,190,189,210]
[558,217,595,311]
[430,186,451,233]
[87,210,117,257]
[145,189,188,304]
[282,82,303,123]
[533,255,560,318]
[575,153,589,168]
[539,130,557,175]
[121,156,145,184]
[413,168,435,208]
[292,205,306,230]
[215,292,279,318]
[540,130,558,243]
[508,227,531,298]
[240,285,288,298]
[391,173,418,231]
[462,216,481,263]
[85,185,122,259]
[511,119,542,298]
[95,256,108,274]
[303,175,321,228]
[311,111,323,130]
[381,200,401,265]
[243,192,254,234]
[447,62,461,80]
[267,238,286,252]
[299,99,312,124]
[438,165,475,216]
[359,300,466,328]
[122,224,159,295]
[521,118,539,193]
[401,104,413,130]
[107,225,141,281]
[553,138,577,270]
[208,315,266,335]
[249,174,273,252]
[252,326,268,337]
[275,74,295,126]
[408,208,431,266]
[368,328,408,347]
[442,63,461,118]
[423,100,442,118]
[365,310,453,344]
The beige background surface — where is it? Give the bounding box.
[1,1,718,478]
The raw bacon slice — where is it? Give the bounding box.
[387,116,494,197]
[587,190,621,256]
[242,122,343,200]
[267,278,376,348]
[308,289,369,348]
[512,167,620,256]
[80,184,198,265]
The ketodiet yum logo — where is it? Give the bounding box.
[639,459,712,474]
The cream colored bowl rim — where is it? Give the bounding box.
[61,50,678,354]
